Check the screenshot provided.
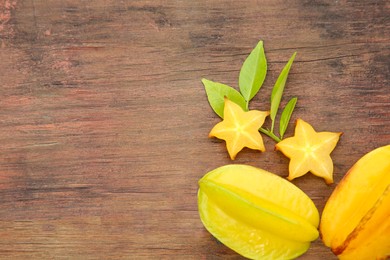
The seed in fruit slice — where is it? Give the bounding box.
[275,118,342,184]
[198,164,319,259]
[320,145,390,259]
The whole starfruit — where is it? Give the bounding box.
[320,144,390,259]
[198,164,320,259]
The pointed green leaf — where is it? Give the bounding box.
[239,41,267,102]
[279,97,297,139]
[270,52,297,131]
[202,78,247,118]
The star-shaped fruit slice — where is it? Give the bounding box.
[209,98,269,160]
[275,119,342,184]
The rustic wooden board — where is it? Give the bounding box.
[0,0,389,259]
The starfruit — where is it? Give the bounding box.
[275,118,342,184]
[209,98,269,160]
[320,144,390,260]
[198,164,320,259]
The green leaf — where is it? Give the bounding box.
[279,97,297,139]
[202,78,247,118]
[270,52,297,131]
[239,41,267,103]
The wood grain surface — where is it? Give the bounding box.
[0,0,389,259]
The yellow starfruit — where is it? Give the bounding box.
[209,98,269,160]
[320,144,390,260]
[198,164,320,259]
[275,118,342,184]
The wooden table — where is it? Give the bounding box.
[0,0,389,259]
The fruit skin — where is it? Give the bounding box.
[320,145,390,260]
[198,164,319,260]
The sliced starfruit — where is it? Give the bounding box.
[320,144,390,260]
[198,164,320,259]
[209,98,269,160]
[275,118,342,184]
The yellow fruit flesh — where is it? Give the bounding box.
[209,98,269,160]
[320,145,390,259]
[198,164,319,259]
[275,119,341,184]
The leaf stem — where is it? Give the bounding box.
[270,119,275,133]
[259,128,281,142]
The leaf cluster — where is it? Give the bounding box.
[203,41,297,142]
